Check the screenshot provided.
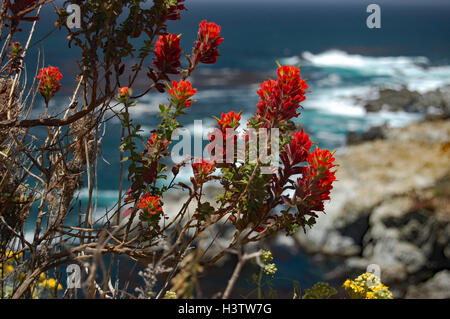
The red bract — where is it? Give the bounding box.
[284,130,312,166]
[193,20,224,65]
[256,65,308,125]
[169,80,197,108]
[215,111,241,132]
[153,33,182,74]
[297,147,337,213]
[192,158,216,181]
[208,111,242,162]
[37,66,62,103]
[138,194,163,216]
[147,132,169,154]
[119,87,130,97]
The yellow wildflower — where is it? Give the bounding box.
[342,272,393,299]
[43,278,63,291]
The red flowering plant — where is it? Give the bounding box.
[0,0,338,299]
[202,63,336,246]
[37,66,63,104]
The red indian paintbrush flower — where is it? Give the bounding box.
[117,87,132,103]
[192,158,216,181]
[215,111,241,132]
[285,130,312,166]
[147,132,169,154]
[297,147,337,212]
[153,33,182,74]
[256,65,308,125]
[208,111,242,163]
[119,87,130,97]
[168,80,197,108]
[193,20,224,65]
[138,194,163,216]
[37,66,62,104]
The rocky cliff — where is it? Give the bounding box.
[296,119,450,298]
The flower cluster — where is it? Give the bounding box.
[263,263,278,276]
[256,65,308,126]
[37,66,62,104]
[216,111,242,131]
[208,111,242,163]
[0,250,20,276]
[42,278,63,291]
[153,33,182,74]
[343,273,393,299]
[138,194,163,222]
[164,290,177,299]
[147,132,169,153]
[268,129,336,233]
[284,130,312,166]
[117,86,132,103]
[297,147,337,213]
[192,158,216,182]
[302,282,338,299]
[193,20,224,65]
[260,249,273,264]
[168,80,197,108]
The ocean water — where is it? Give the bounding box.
[12,1,450,293]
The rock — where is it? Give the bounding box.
[364,87,422,113]
[364,86,450,117]
[346,124,387,145]
[296,119,450,297]
[405,271,450,299]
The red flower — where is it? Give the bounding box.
[208,111,242,163]
[168,80,197,108]
[147,132,169,154]
[138,194,163,216]
[193,20,224,65]
[256,65,308,125]
[284,130,312,166]
[153,33,182,74]
[215,111,241,132]
[297,147,337,212]
[119,87,130,97]
[37,66,62,103]
[192,158,216,181]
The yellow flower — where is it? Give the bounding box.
[43,278,63,291]
[5,265,14,274]
[342,272,393,299]
[38,272,46,282]
[366,292,376,299]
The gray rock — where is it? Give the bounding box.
[405,270,450,299]
[346,125,387,145]
[364,86,450,117]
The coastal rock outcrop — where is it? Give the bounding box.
[363,86,450,118]
[296,119,450,297]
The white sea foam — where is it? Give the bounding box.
[301,49,429,74]
[297,50,450,92]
